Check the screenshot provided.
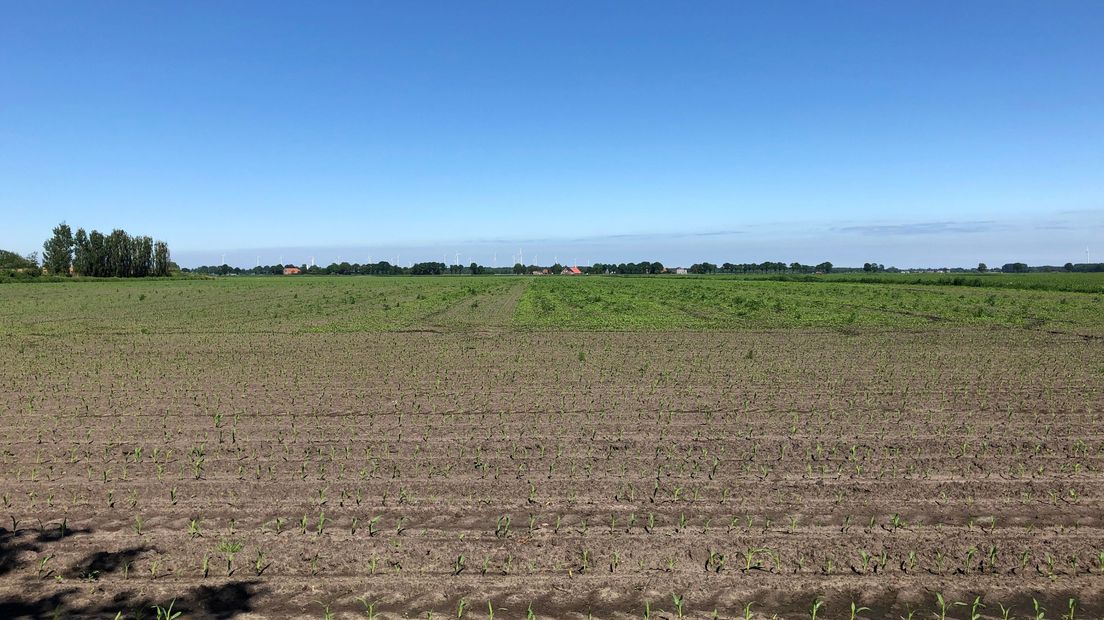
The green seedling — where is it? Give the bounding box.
[810,598,825,620]
[216,540,243,576]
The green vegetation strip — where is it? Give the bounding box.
[2,275,1102,335]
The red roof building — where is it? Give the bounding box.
[283,266,301,275]
[561,266,582,275]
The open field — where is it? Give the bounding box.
[2,276,1104,619]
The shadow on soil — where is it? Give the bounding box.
[0,524,265,618]
[0,581,266,619]
[68,546,149,579]
[1,523,91,577]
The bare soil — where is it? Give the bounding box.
[1,327,1102,619]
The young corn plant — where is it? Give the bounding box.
[934,594,949,620]
[355,596,379,620]
[253,550,267,576]
[963,596,984,620]
[705,549,726,573]
[37,555,53,578]
[810,598,825,620]
[1031,598,1045,620]
[849,601,870,620]
[216,540,243,576]
[672,594,686,619]
[495,515,511,539]
[152,599,181,620]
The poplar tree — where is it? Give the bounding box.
[42,222,74,275]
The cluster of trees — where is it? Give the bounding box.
[42,222,172,277]
[1,249,38,271]
[1000,262,1104,273]
[410,262,457,275]
[586,262,664,275]
[688,261,834,274]
[188,261,426,276]
[0,249,41,280]
[1064,262,1104,272]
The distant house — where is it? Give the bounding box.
[561,266,582,275]
[674,268,688,275]
[283,266,301,275]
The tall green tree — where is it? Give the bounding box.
[153,240,171,276]
[88,230,106,276]
[42,222,74,275]
[133,236,153,277]
[73,228,92,275]
[107,229,132,277]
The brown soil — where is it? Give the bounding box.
[1,328,1102,619]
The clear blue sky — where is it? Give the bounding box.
[2,1,1102,267]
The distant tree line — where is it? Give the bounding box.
[188,261,412,276]
[685,261,834,274]
[586,261,664,275]
[1011,262,1104,273]
[180,258,1104,277]
[40,222,173,277]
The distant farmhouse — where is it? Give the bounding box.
[561,266,582,275]
[283,266,301,275]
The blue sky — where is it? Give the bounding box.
[2,1,1102,267]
